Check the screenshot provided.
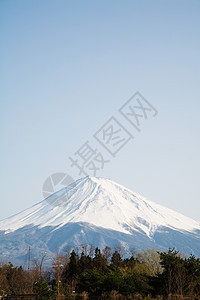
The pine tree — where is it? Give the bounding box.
[111,250,122,267]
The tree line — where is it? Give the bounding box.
[0,246,200,299]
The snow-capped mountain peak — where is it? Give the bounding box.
[1,176,200,238]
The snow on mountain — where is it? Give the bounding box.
[1,176,199,237]
[0,176,200,265]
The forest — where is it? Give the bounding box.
[0,246,200,299]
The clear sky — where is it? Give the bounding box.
[0,0,200,222]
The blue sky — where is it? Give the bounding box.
[0,0,200,221]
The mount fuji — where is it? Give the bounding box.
[0,176,200,266]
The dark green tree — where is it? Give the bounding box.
[92,247,107,271]
[103,264,123,292]
[79,251,92,272]
[33,279,52,299]
[159,248,187,296]
[111,250,122,267]
[78,268,105,295]
[68,250,80,280]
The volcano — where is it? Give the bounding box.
[0,176,200,266]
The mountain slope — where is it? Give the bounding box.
[0,176,200,265]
